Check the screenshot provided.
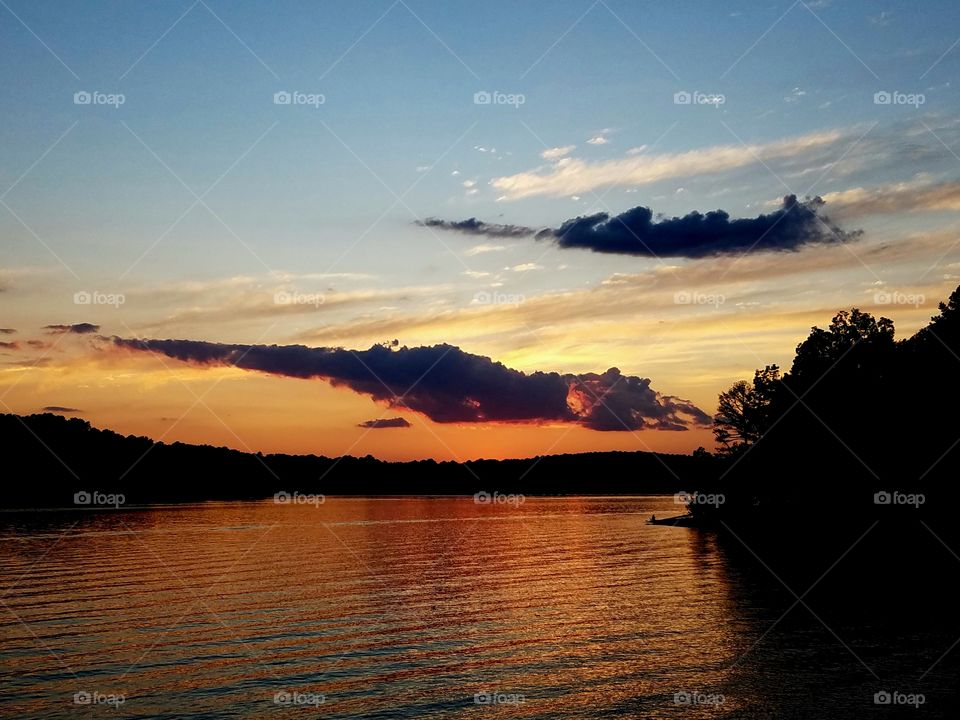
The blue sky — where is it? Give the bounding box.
[3,1,960,458]
[4,0,958,275]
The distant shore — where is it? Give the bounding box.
[1,413,718,508]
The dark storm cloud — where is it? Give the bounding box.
[420,196,860,259]
[41,406,83,414]
[109,338,710,432]
[417,217,539,238]
[44,323,100,334]
[358,417,412,429]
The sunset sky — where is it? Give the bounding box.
[2,0,960,460]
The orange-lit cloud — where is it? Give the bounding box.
[107,336,712,432]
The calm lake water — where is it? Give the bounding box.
[0,497,950,718]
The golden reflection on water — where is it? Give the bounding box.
[0,498,757,718]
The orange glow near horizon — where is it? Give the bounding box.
[0,276,952,461]
[0,350,714,461]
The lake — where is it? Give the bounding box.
[0,497,949,718]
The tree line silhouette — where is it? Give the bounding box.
[0,414,718,507]
[690,284,960,530]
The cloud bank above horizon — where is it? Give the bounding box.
[107,337,712,432]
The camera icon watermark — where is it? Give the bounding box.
[73,90,125,108]
[473,90,525,108]
[874,290,924,308]
[674,90,725,107]
[273,90,325,108]
[274,690,325,707]
[474,490,525,507]
[74,490,125,509]
[73,690,125,708]
[472,291,525,306]
[674,290,725,308]
[474,690,525,705]
[675,491,725,508]
[873,90,925,108]
[74,290,125,308]
[273,290,325,308]
[274,490,325,507]
[674,690,725,706]
[874,690,925,707]
[873,490,925,508]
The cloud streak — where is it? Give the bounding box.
[45,323,100,334]
[822,177,960,218]
[108,337,711,432]
[358,417,411,429]
[422,195,860,259]
[491,128,845,200]
[418,218,537,238]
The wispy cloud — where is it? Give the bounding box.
[290,227,959,367]
[464,243,507,256]
[822,176,960,217]
[128,278,452,332]
[491,128,846,200]
[419,218,535,239]
[541,145,576,160]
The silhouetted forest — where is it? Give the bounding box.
[690,284,960,526]
[679,284,960,608]
[0,412,719,507]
